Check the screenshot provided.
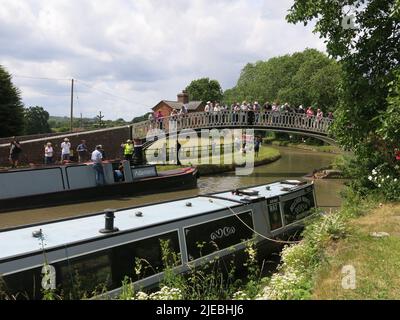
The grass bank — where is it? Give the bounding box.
[156,146,281,176]
[263,137,343,154]
[268,140,341,154]
[312,202,400,299]
[260,190,400,300]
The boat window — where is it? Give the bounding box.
[110,231,181,283]
[266,197,282,231]
[57,250,113,299]
[282,187,315,225]
[1,266,43,300]
[185,211,254,261]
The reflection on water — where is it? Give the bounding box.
[0,146,345,229]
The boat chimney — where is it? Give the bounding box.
[100,209,119,234]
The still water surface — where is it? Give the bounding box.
[0,146,345,229]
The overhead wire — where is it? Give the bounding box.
[75,79,152,108]
[12,74,152,109]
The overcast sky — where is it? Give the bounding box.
[0,0,325,120]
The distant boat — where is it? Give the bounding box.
[0,180,316,299]
[0,162,198,213]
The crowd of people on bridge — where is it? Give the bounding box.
[146,101,334,131]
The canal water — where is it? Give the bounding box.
[0,146,345,229]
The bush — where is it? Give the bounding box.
[368,164,400,201]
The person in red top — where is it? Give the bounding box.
[156,111,163,130]
[395,148,400,161]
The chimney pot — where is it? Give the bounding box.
[177,90,189,104]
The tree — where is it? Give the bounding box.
[0,65,25,137]
[286,0,400,194]
[185,78,223,102]
[223,49,342,111]
[24,106,51,135]
[132,112,152,123]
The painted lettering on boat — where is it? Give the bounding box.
[210,226,236,240]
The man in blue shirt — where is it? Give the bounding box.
[76,140,88,162]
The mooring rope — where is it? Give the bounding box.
[207,198,300,245]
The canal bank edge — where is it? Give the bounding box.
[156,146,281,176]
[257,191,400,300]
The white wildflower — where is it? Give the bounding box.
[368,176,373,181]
[232,291,250,300]
[135,291,149,300]
[378,184,381,188]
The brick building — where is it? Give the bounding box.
[152,90,205,117]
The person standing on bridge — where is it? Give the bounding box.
[121,139,134,162]
[204,101,211,125]
[316,109,323,130]
[156,111,163,130]
[306,106,314,128]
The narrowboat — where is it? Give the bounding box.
[0,180,316,299]
[0,162,198,213]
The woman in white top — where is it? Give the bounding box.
[44,142,54,165]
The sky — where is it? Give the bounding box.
[0,0,326,121]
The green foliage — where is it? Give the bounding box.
[24,106,51,135]
[0,65,25,137]
[185,78,223,102]
[287,0,400,195]
[377,70,400,147]
[223,49,342,112]
[121,238,265,300]
[368,164,400,201]
[132,112,152,123]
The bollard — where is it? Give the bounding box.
[99,209,119,234]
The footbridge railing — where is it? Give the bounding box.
[132,111,334,144]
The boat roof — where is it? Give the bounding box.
[212,180,308,202]
[0,180,310,261]
[0,196,239,261]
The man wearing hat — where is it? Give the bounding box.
[121,139,134,161]
[61,138,71,162]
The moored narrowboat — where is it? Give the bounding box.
[0,162,198,213]
[0,180,316,299]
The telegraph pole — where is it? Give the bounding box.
[70,78,74,132]
[97,111,104,127]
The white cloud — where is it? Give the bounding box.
[0,0,325,120]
